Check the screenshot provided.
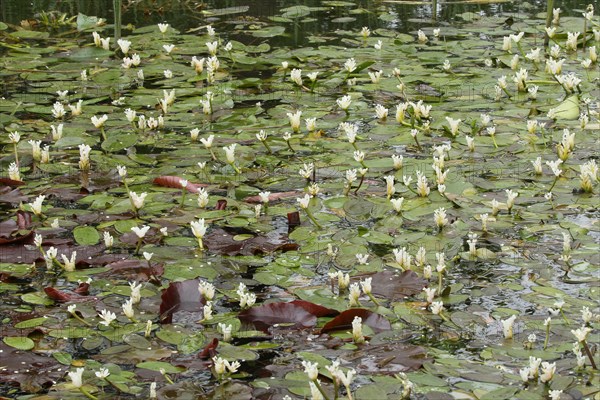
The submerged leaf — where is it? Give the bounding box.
[321,309,391,334]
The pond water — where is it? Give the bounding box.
[0,0,598,399]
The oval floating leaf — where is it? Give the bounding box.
[3,337,35,350]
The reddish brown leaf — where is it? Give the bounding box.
[160,280,206,324]
[356,270,427,301]
[321,309,391,334]
[289,300,339,318]
[153,176,207,193]
[204,228,298,256]
[0,186,28,204]
[356,343,428,373]
[0,342,65,393]
[98,259,164,281]
[287,211,301,229]
[198,338,219,359]
[43,287,72,302]
[73,282,90,295]
[238,302,318,333]
[16,211,32,230]
[244,191,299,203]
[0,178,25,187]
[215,199,227,210]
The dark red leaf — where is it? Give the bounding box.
[74,282,90,295]
[287,211,300,228]
[215,199,227,210]
[160,280,206,324]
[16,211,32,230]
[43,287,72,302]
[289,300,339,318]
[0,178,25,187]
[238,302,318,333]
[153,176,207,193]
[320,309,391,334]
[198,338,219,359]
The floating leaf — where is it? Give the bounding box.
[73,226,100,246]
[238,301,319,332]
[160,280,205,324]
[153,176,207,193]
[3,336,35,350]
[321,309,391,334]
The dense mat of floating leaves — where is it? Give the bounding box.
[0,0,599,399]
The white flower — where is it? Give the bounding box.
[391,154,403,170]
[219,323,233,342]
[360,26,370,38]
[519,367,530,382]
[416,172,430,197]
[122,298,135,319]
[302,360,319,381]
[305,118,317,132]
[224,41,233,51]
[430,301,444,315]
[355,253,368,265]
[29,195,45,216]
[505,189,518,212]
[539,362,556,383]
[203,301,213,320]
[287,110,302,132]
[95,368,110,379]
[445,117,461,136]
[223,144,237,164]
[511,53,520,69]
[344,58,357,73]
[100,37,110,50]
[417,29,428,43]
[510,32,524,43]
[374,40,383,50]
[117,38,132,54]
[239,292,256,308]
[433,28,440,37]
[197,188,209,208]
[206,25,215,36]
[103,231,113,248]
[198,280,215,301]
[307,71,319,82]
[91,114,108,128]
[502,36,512,52]
[78,144,92,171]
[528,85,538,99]
[549,390,563,400]
[349,282,361,306]
[590,46,598,63]
[336,368,356,388]
[98,309,116,326]
[52,102,65,119]
[352,316,364,343]
[61,252,77,272]
[571,326,592,342]
[566,32,580,51]
[130,281,142,304]
[290,68,302,86]
[258,191,271,203]
[423,287,436,303]
[191,56,205,74]
[360,277,372,295]
[393,247,412,269]
[442,59,451,71]
[297,194,311,209]
[68,368,85,388]
[129,191,147,210]
[299,163,314,179]
[143,252,153,261]
[158,23,169,33]
[131,225,150,238]
[502,315,517,339]
[545,26,557,38]
[163,70,173,79]
[191,218,207,239]
[200,134,214,149]
[545,159,563,177]
[375,104,388,120]
[465,135,475,151]
[206,41,218,56]
[368,70,383,83]
[467,233,478,256]
[337,95,352,110]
